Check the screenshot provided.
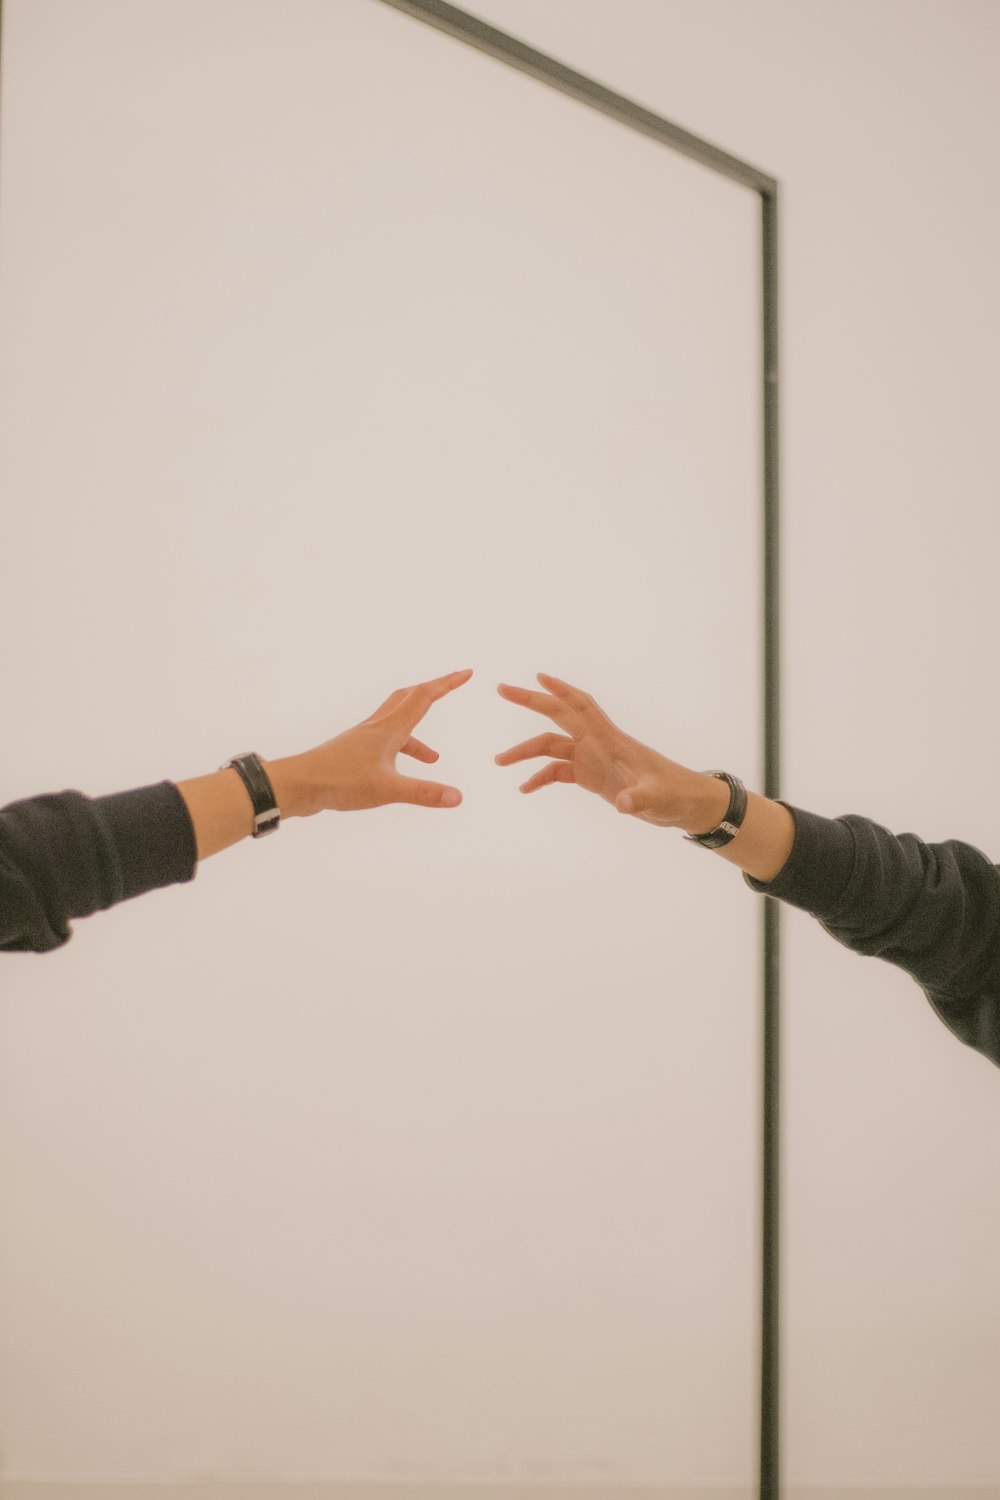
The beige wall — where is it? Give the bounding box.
[1,0,998,1490]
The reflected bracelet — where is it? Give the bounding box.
[681,771,748,850]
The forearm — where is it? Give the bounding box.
[176,756,311,862]
[177,756,795,881]
[680,772,796,883]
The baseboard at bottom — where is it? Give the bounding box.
[2,1485,999,1500]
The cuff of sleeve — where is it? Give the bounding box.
[742,800,858,916]
[91,781,198,902]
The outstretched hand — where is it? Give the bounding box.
[292,666,701,829]
[295,668,473,814]
[496,672,701,829]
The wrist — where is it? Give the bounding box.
[261,754,314,819]
[680,771,731,835]
[678,771,796,883]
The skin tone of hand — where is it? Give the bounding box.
[176,668,796,882]
[285,667,476,815]
[496,671,707,826]
[279,667,701,823]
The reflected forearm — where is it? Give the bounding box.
[680,772,796,884]
[177,755,794,884]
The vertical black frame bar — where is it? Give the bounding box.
[373,3,783,1496]
[0,0,781,1490]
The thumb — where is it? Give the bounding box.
[392,776,462,809]
[612,757,643,815]
[615,778,658,817]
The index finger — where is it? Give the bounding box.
[394,667,474,727]
[536,672,594,712]
[421,667,474,701]
[496,680,571,727]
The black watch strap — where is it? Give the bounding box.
[681,771,748,849]
[221,752,280,838]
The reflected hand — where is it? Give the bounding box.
[294,668,473,814]
[495,672,702,829]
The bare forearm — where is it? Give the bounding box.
[178,754,794,883]
[680,772,796,883]
[176,756,311,862]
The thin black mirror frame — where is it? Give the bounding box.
[374,5,779,1494]
[374,7,784,1498]
[0,0,783,1494]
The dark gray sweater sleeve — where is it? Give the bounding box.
[0,782,197,953]
[743,802,1000,1068]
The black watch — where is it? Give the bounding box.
[220,752,281,838]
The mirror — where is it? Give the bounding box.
[0,0,763,1482]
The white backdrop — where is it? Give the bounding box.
[0,0,764,1485]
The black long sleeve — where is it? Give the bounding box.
[742,803,1000,1066]
[0,782,197,953]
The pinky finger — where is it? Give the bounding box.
[520,760,575,793]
